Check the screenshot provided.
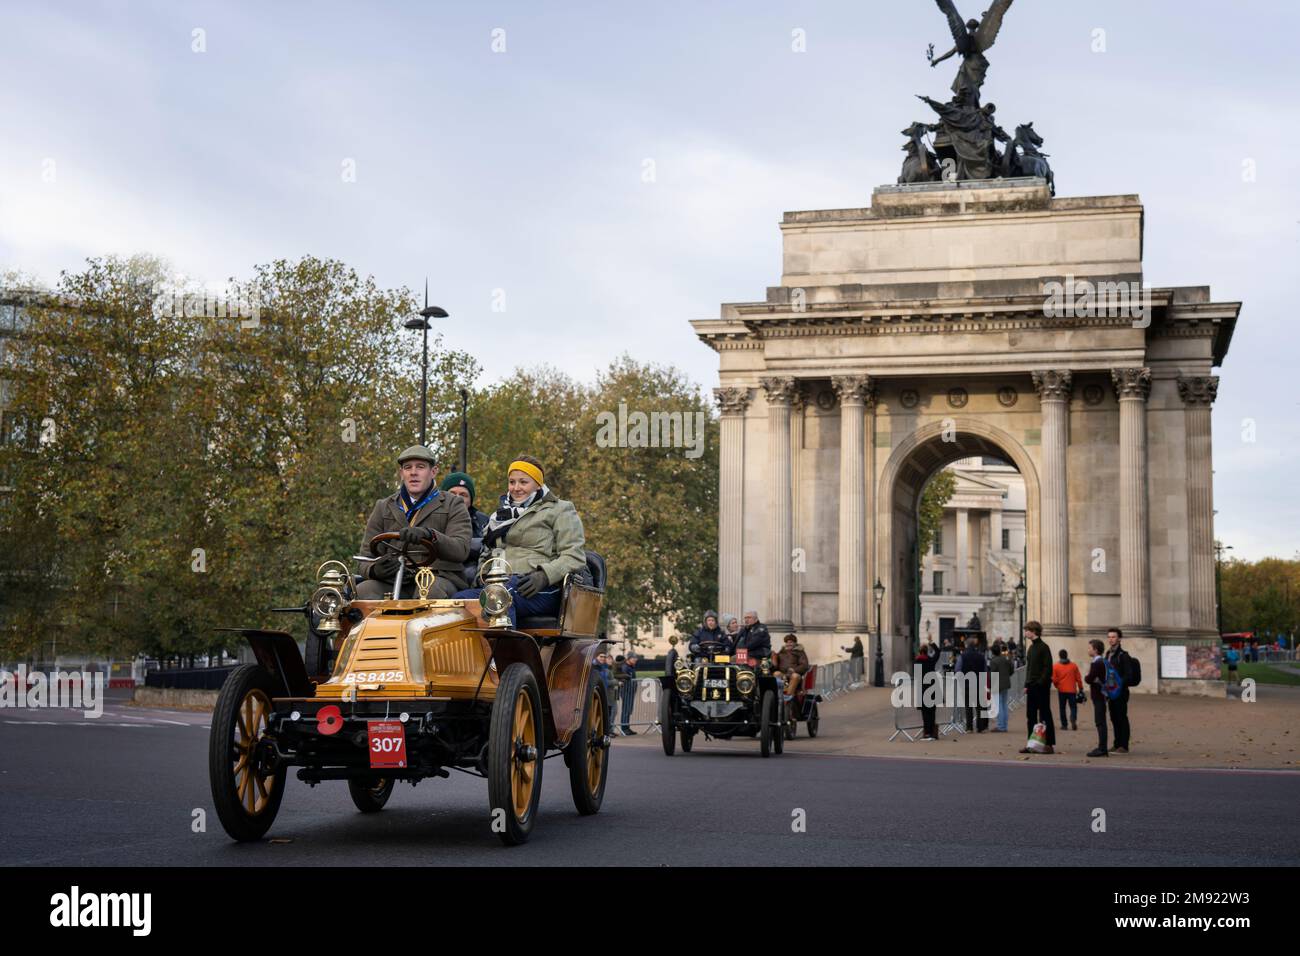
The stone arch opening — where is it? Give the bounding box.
[876,418,1041,674]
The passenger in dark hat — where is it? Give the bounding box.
[440,471,489,582]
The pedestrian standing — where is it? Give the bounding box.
[915,643,938,740]
[989,643,1013,732]
[1105,628,1135,753]
[620,653,639,735]
[1084,639,1108,757]
[958,637,989,732]
[1018,621,1056,754]
[1224,644,1240,685]
[842,635,865,682]
[1052,648,1083,730]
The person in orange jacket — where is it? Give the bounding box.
[1052,648,1084,731]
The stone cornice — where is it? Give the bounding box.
[1176,376,1219,407]
[1111,367,1152,402]
[1031,369,1073,401]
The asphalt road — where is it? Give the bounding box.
[3,697,1298,866]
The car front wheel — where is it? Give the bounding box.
[209,664,287,842]
[487,663,544,846]
[348,777,395,812]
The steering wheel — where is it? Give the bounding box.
[368,531,438,568]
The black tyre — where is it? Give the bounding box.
[487,663,544,846]
[680,727,695,752]
[759,690,776,758]
[209,664,287,842]
[659,686,676,756]
[808,702,820,738]
[347,777,394,812]
[565,672,609,816]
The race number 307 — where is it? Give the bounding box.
[367,720,406,769]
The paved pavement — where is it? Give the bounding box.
[3,692,1298,866]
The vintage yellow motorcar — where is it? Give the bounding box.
[208,532,610,846]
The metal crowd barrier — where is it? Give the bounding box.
[890,665,1025,742]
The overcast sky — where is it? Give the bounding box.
[1,1,1297,560]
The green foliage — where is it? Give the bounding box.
[917,469,958,558]
[1219,555,1300,637]
[0,255,477,659]
[0,263,716,660]
[465,355,718,642]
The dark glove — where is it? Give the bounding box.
[399,525,432,547]
[371,555,400,580]
[516,569,548,598]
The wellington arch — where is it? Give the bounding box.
[693,180,1238,694]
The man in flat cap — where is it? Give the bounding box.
[356,445,472,599]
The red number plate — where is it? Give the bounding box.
[366,720,407,769]
[734,649,751,665]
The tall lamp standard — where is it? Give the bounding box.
[1214,541,1232,637]
[403,281,448,447]
[1015,572,1027,648]
[872,578,886,687]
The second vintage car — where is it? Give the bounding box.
[657,640,785,757]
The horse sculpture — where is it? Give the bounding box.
[1006,122,1054,195]
[898,122,941,185]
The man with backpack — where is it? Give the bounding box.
[1105,627,1141,753]
[1083,639,1109,757]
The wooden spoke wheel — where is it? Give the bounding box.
[488,663,544,845]
[348,777,395,813]
[807,702,820,738]
[566,672,609,815]
[209,664,287,841]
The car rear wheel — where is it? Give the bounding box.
[488,663,543,845]
[808,702,820,738]
[759,690,776,758]
[209,664,287,842]
[566,672,609,815]
[348,777,394,812]
[680,727,695,752]
[659,686,676,756]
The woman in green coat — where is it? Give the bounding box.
[453,455,588,626]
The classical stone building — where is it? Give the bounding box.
[920,456,1026,646]
[692,179,1236,694]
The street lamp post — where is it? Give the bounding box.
[403,280,448,447]
[872,578,885,687]
[1214,541,1233,637]
[458,387,469,473]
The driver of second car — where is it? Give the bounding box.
[355,445,472,599]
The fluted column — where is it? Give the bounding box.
[955,508,970,594]
[713,386,750,618]
[833,375,874,631]
[1032,370,1074,636]
[790,385,806,628]
[761,377,799,629]
[1179,376,1219,636]
[1112,368,1152,636]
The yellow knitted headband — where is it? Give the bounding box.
[508,460,544,486]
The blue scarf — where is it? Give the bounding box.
[398,484,439,524]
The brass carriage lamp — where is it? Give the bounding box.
[311,562,352,633]
[478,552,514,628]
